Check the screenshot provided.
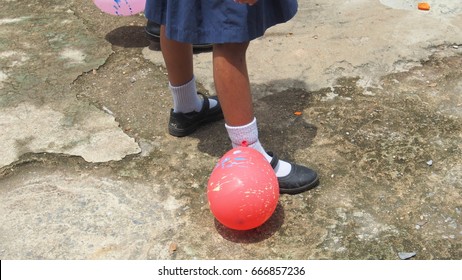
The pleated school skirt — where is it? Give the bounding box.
[144,0,298,44]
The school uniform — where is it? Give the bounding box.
[144,0,298,44]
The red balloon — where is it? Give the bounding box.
[207,146,279,230]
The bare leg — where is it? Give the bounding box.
[213,42,295,179]
[160,25,193,86]
[213,42,254,126]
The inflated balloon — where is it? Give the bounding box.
[207,145,279,230]
[92,0,146,16]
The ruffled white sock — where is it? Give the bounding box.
[225,117,291,177]
[169,75,217,113]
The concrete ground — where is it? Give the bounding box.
[0,0,461,259]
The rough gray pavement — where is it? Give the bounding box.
[0,0,461,259]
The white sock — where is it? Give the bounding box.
[225,117,291,177]
[169,76,217,113]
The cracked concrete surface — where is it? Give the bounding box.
[0,0,461,259]
[0,0,140,167]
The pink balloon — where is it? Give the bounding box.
[93,0,146,16]
[207,146,279,230]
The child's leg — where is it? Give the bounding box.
[160,25,193,86]
[213,42,290,176]
[159,26,222,137]
[160,25,200,113]
[212,43,254,126]
[213,42,319,194]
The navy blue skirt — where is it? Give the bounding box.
[144,0,298,44]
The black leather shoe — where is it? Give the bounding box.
[145,20,213,50]
[168,93,224,137]
[269,153,319,195]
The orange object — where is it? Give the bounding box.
[294,111,303,116]
[418,2,430,11]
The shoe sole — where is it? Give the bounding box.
[279,175,320,195]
